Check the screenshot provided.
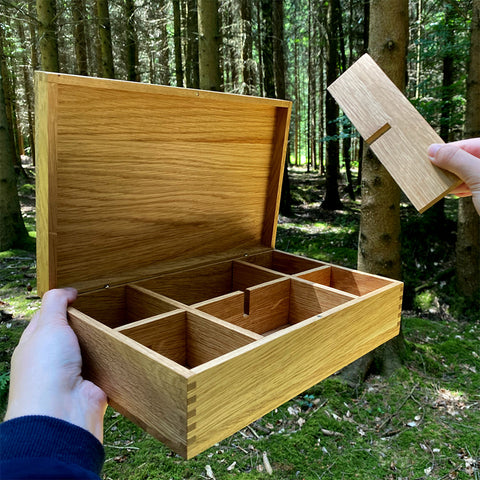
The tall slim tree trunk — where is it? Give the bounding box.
[173,0,184,87]
[159,0,170,85]
[456,0,480,300]
[241,0,256,95]
[198,0,221,91]
[97,0,114,79]
[260,0,275,98]
[322,0,342,210]
[124,0,139,81]
[0,54,28,250]
[37,0,59,72]
[72,0,88,75]
[272,0,291,216]
[344,0,407,384]
[356,0,370,188]
[186,0,199,88]
[426,4,456,225]
[17,21,35,160]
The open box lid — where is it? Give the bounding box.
[35,73,292,295]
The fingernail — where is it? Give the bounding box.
[428,143,442,161]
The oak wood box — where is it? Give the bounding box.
[35,72,403,459]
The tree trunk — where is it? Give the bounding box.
[17,21,35,160]
[198,0,221,91]
[241,0,256,95]
[322,0,342,210]
[345,0,407,384]
[124,0,139,82]
[72,0,88,75]
[426,4,456,225]
[186,0,199,88]
[36,0,59,72]
[272,0,291,216]
[0,58,28,250]
[173,0,184,87]
[456,0,480,300]
[260,0,275,98]
[96,0,115,78]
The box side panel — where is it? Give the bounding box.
[35,73,57,295]
[68,308,190,457]
[262,104,292,248]
[187,283,402,457]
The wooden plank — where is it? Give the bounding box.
[245,278,291,333]
[261,106,292,247]
[187,282,403,458]
[232,260,284,291]
[119,311,187,366]
[186,311,258,368]
[289,278,357,324]
[135,261,233,305]
[35,73,57,295]
[295,266,332,285]
[126,285,182,321]
[271,251,327,274]
[242,250,327,275]
[329,266,393,296]
[327,54,462,213]
[68,308,192,458]
[194,292,247,328]
[73,286,129,328]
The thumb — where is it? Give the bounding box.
[428,143,477,185]
[429,143,480,214]
[18,288,78,345]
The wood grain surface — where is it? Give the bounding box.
[35,72,291,294]
[328,54,461,213]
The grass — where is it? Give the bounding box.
[1,169,479,479]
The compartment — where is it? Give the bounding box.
[135,260,284,305]
[117,310,259,368]
[73,285,178,328]
[194,277,357,335]
[243,250,327,274]
[296,265,393,296]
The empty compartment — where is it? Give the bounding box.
[296,265,393,296]
[117,310,258,368]
[195,277,356,336]
[243,250,327,275]
[135,260,284,305]
[72,285,178,328]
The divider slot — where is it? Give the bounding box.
[118,310,258,369]
[296,265,392,296]
[73,284,178,328]
[194,278,357,336]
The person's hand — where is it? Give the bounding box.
[4,288,107,442]
[428,139,480,215]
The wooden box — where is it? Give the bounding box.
[35,73,403,459]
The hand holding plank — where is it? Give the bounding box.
[429,140,480,215]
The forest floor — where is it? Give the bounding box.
[0,166,479,480]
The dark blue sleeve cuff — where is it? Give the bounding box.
[0,415,105,479]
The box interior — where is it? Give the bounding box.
[74,252,396,369]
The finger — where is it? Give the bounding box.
[428,143,478,187]
[444,138,480,158]
[449,182,472,197]
[36,288,78,328]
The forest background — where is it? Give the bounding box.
[0,0,480,479]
